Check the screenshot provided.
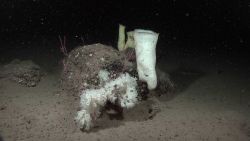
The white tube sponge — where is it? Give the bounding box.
[134,29,159,90]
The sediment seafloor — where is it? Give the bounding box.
[0,44,250,141]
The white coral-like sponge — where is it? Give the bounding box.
[75,70,138,130]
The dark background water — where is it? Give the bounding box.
[0,0,249,64]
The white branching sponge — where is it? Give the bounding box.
[75,70,138,131]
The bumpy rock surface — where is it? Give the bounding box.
[61,43,137,96]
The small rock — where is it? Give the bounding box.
[0,105,7,110]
